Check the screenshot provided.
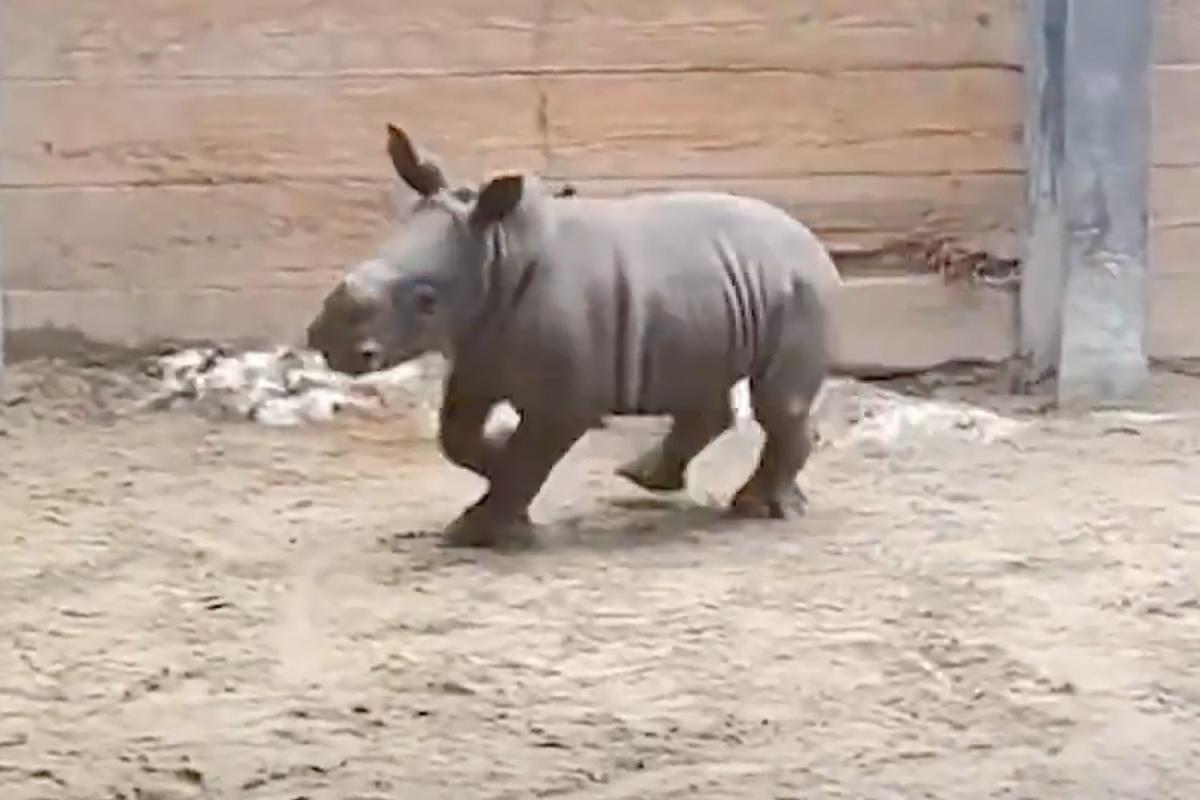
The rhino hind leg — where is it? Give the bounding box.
[617,403,732,493]
[730,312,827,520]
[729,405,814,520]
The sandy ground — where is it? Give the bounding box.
[1,359,1199,800]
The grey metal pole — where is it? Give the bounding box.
[1019,0,1153,405]
[1018,0,1069,390]
[1056,0,1153,405]
[0,8,5,374]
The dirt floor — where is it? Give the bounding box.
[0,359,1198,800]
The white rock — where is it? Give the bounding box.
[252,397,308,427]
[286,368,351,394]
[1090,410,1190,426]
[350,360,425,391]
[196,358,249,395]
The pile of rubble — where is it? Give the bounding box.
[135,346,444,427]
[135,346,1026,450]
[812,378,1026,451]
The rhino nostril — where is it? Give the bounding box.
[358,340,382,370]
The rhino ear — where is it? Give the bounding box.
[469,174,525,229]
[386,124,447,198]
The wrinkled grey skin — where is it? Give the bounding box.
[307,124,842,548]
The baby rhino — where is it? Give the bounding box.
[306,123,842,547]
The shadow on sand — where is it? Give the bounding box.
[403,494,764,558]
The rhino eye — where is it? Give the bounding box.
[411,283,438,316]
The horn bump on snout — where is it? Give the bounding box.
[341,259,392,306]
[341,271,374,305]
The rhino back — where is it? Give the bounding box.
[498,192,838,416]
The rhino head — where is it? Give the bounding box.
[306,124,549,375]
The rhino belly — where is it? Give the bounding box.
[606,312,749,416]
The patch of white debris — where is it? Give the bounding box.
[812,378,1027,451]
[138,347,1024,448]
[1089,409,1189,426]
[136,346,440,429]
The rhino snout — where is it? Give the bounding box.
[357,339,383,373]
[306,317,376,376]
[321,344,377,376]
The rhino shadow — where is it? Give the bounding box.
[530,495,755,553]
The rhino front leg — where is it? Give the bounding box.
[438,383,512,481]
[441,414,589,548]
[617,401,733,493]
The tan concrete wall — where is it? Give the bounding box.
[1151,0,1200,359]
[0,0,1026,351]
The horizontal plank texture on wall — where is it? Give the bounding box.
[1150,0,1200,356]
[5,1,1025,352]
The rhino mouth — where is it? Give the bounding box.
[304,326,369,377]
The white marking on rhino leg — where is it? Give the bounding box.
[484,402,521,437]
[730,379,753,424]
[729,378,830,429]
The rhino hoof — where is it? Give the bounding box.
[729,485,808,520]
[616,452,685,493]
[439,509,536,549]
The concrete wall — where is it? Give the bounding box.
[0,1,1025,352]
[1,1,1195,362]
[1151,0,1200,359]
